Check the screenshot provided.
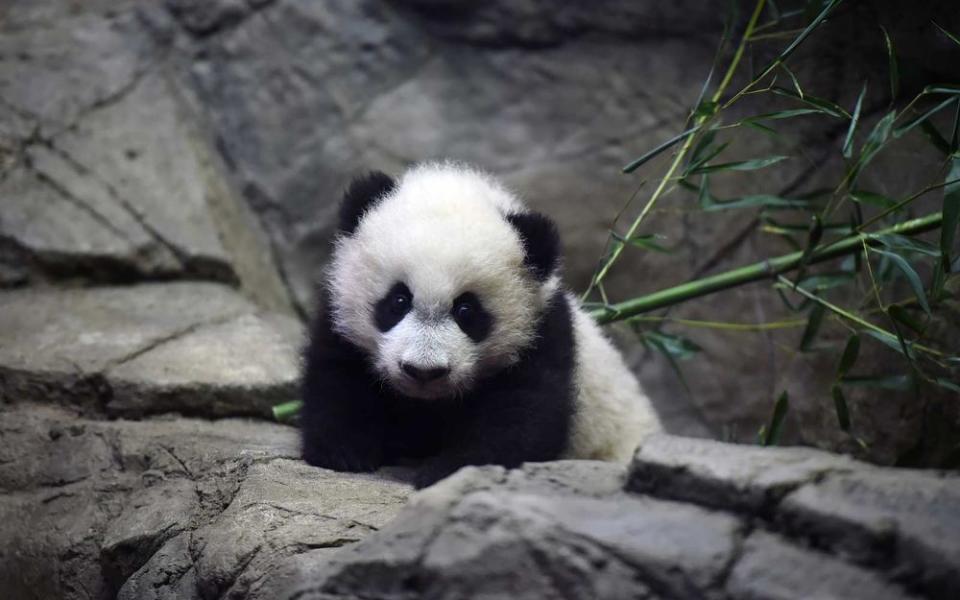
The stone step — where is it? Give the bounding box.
[0,282,303,418]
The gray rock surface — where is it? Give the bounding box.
[0,283,303,417]
[727,531,916,600]
[287,439,956,600]
[0,404,413,600]
[1,1,958,599]
[0,1,292,313]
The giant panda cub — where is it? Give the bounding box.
[301,163,661,488]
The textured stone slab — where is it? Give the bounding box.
[0,405,412,600]
[289,461,741,600]
[0,283,302,417]
[780,469,960,598]
[627,434,960,599]
[0,3,292,312]
[727,531,916,600]
[626,433,861,512]
[106,312,302,417]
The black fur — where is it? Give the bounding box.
[506,212,561,280]
[338,171,395,234]
[374,282,412,332]
[300,290,576,489]
[451,292,492,342]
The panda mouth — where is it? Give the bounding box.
[391,367,456,399]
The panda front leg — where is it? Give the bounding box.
[300,358,386,473]
[413,387,570,489]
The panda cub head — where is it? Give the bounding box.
[327,163,561,400]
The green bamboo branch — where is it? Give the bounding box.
[590,212,943,324]
[273,400,303,422]
[775,274,947,359]
[585,0,769,298]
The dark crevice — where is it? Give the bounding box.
[213,543,263,600]
[714,520,752,591]
[160,445,196,480]
[59,64,154,136]
[26,162,134,242]
[165,0,279,39]
[389,1,721,52]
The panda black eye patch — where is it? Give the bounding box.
[374,282,412,332]
[451,292,492,342]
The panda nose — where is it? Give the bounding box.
[400,362,450,383]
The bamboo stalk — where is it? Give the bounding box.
[272,400,303,422]
[590,212,943,325]
[586,0,769,297]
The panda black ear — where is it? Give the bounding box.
[506,212,561,281]
[338,171,396,234]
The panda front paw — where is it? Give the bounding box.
[302,437,383,473]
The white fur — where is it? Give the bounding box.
[564,293,662,461]
[328,163,542,398]
[328,162,661,456]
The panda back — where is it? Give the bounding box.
[564,293,662,461]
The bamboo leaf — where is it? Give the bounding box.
[869,233,940,257]
[692,155,789,174]
[623,126,700,173]
[704,194,810,211]
[871,248,932,314]
[686,140,730,175]
[832,385,851,431]
[778,0,840,65]
[933,21,960,47]
[776,287,811,312]
[850,190,897,209]
[888,317,918,369]
[804,215,824,256]
[918,119,953,155]
[931,257,948,300]
[934,378,960,393]
[780,62,804,98]
[745,121,781,137]
[582,302,621,319]
[643,332,695,394]
[800,303,826,351]
[763,217,852,234]
[880,26,899,101]
[612,232,672,253]
[789,272,857,293]
[861,110,897,157]
[942,157,960,268]
[842,83,867,158]
[796,215,824,278]
[888,305,925,334]
[951,99,959,152]
[849,110,897,186]
[690,129,718,164]
[770,86,850,118]
[762,391,790,446]
[923,84,960,96]
[837,334,861,378]
[644,331,702,359]
[864,330,915,359]
[745,108,823,122]
[894,97,957,139]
